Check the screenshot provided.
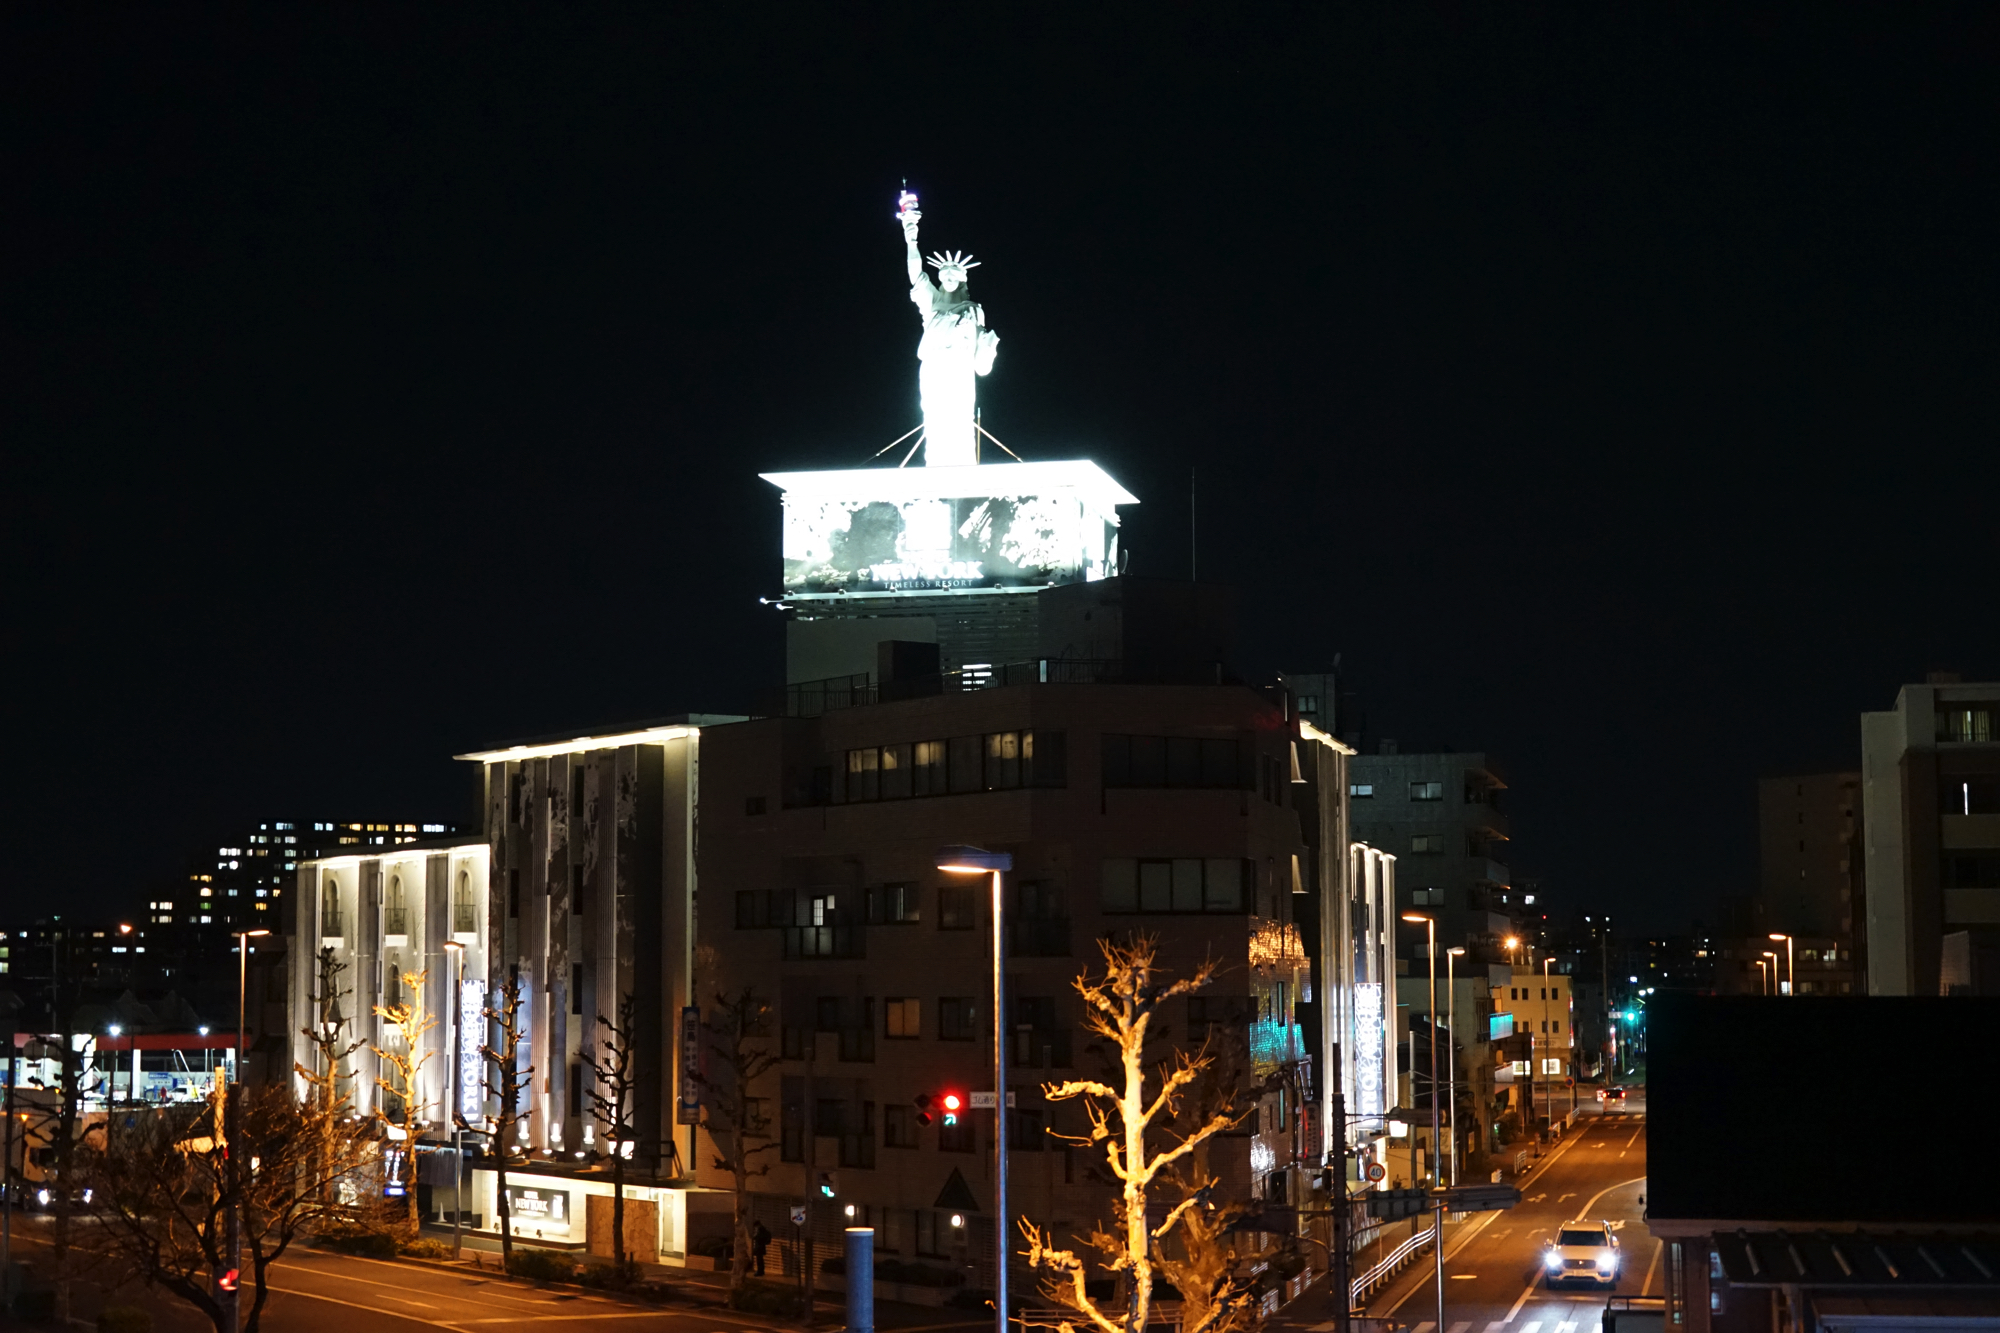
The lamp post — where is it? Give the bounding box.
[443,941,466,1261]
[1400,913,1442,1333]
[224,928,269,1333]
[1769,934,1795,996]
[108,1025,123,1105]
[937,845,1014,1333]
[1754,959,1768,996]
[1445,948,1463,1187]
[1761,951,1778,998]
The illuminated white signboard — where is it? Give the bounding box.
[761,460,1137,598]
[459,980,484,1119]
[1353,982,1384,1121]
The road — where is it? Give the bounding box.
[0,1216,831,1333]
[1360,1095,1654,1333]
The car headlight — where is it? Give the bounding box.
[1544,1251,1563,1270]
[37,1188,51,1206]
[1598,1258,1617,1271]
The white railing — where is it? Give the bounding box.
[1351,1221,1436,1303]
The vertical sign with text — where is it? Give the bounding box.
[677,1005,701,1124]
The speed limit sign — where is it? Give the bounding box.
[1364,1162,1387,1183]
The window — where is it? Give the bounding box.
[870,882,922,924]
[1410,781,1444,801]
[736,890,784,928]
[1409,834,1445,854]
[1349,783,1373,798]
[885,998,921,1038]
[938,997,977,1041]
[508,869,521,918]
[745,795,767,816]
[939,884,977,929]
[1297,695,1320,714]
[1101,734,1247,789]
[1008,1106,1045,1151]
[1100,858,1249,913]
[1937,706,1994,743]
[881,743,912,800]
[1410,887,1443,907]
[573,964,585,1015]
[846,747,880,802]
[454,871,477,934]
[1943,776,2000,815]
[986,731,1024,789]
[884,1104,919,1148]
[913,741,948,795]
[949,735,984,793]
[939,1114,975,1153]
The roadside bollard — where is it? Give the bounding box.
[844,1227,874,1333]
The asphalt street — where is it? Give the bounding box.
[1356,1095,1654,1333]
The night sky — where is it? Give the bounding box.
[8,9,1996,935]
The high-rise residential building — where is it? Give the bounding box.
[173,819,462,936]
[1754,773,1861,994]
[1861,676,2000,996]
[1347,747,1518,955]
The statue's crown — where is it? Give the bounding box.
[926,249,980,278]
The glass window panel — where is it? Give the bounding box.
[914,740,947,796]
[1171,859,1203,911]
[1130,735,1167,788]
[881,743,912,800]
[1101,733,1131,787]
[1167,737,1202,787]
[847,748,880,803]
[949,735,983,793]
[1102,859,1137,912]
[1200,738,1239,787]
[1138,860,1173,912]
[1203,859,1243,911]
[986,731,1022,790]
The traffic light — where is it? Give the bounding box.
[917,1091,964,1128]
[218,1269,240,1293]
[940,1092,963,1127]
[914,1093,934,1126]
[1365,1187,1430,1222]
[817,1171,837,1199]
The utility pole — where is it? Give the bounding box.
[1326,1089,1351,1333]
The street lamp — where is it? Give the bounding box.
[226,928,269,1332]
[1768,934,1795,996]
[443,940,466,1261]
[1761,951,1778,997]
[1754,959,1768,995]
[937,845,1014,1333]
[1400,913,1443,1333]
[1445,947,1464,1187]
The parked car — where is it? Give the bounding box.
[1543,1222,1621,1288]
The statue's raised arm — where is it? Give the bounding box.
[898,189,924,286]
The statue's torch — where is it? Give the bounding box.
[897,188,920,224]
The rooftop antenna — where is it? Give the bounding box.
[975,420,1024,462]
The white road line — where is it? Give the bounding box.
[1486,1321,1508,1333]
[1520,1321,1542,1333]
[1643,1236,1664,1295]
[1410,1324,1436,1333]
[264,1283,471,1332]
[1557,1322,1577,1333]
[1623,1127,1641,1148]
[1448,1321,1471,1333]
[1506,1284,1538,1320]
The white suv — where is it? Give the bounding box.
[1543,1221,1620,1288]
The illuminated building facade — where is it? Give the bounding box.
[1861,676,2000,995]
[1347,748,1518,957]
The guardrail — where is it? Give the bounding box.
[1351,1221,1437,1304]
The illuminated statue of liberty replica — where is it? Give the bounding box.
[898,189,999,466]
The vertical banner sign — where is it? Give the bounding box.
[677,1006,701,1125]
[1353,982,1384,1121]
[459,980,485,1118]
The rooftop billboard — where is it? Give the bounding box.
[761,460,1137,599]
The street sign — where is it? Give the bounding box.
[1364,1162,1387,1183]
[968,1091,1018,1109]
[790,1204,806,1226]
[1431,1183,1522,1212]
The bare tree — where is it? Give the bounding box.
[297,947,365,1119]
[479,974,535,1266]
[77,1081,371,1333]
[1021,936,1250,1333]
[695,986,780,1293]
[371,967,435,1234]
[586,992,638,1269]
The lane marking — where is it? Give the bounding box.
[1449,1322,1471,1333]
[1450,1274,1478,1280]
[1410,1324,1435,1333]
[264,1283,471,1332]
[1623,1128,1641,1148]
[1521,1322,1542,1333]
[1507,1283,1538,1320]
[1618,1151,1626,1158]
[1486,1322,1508,1333]
[1642,1236,1664,1295]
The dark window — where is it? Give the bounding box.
[1944,855,2000,889]
[949,735,984,793]
[938,997,977,1041]
[1102,734,1245,789]
[870,882,921,924]
[508,869,520,918]
[736,890,784,928]
[745,795,767,816]
[572,963,583,1015]
[841,1102,876,1168]
[1410,781,1444,801]
[816,997,843,1031]
[1410,834,1445,854]
[1101,858,1248,913]
[1943,777,2000,815]
[572,765,586,812]
[1008,1105,1045,1150]
[782,1097,803,1161]
[571,864,586,916]
[884,1104,919,1148]
[939,884,977,930]
[1032,731,1068,787]
[568,1064,582,1120]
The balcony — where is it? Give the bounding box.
[383,908,410,938]
[319,910,345,940]
[453,903,478,934]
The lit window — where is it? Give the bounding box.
[1349,784,1374,798]
[1410,781,1444,801]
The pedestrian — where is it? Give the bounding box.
[752,1219,772,1276]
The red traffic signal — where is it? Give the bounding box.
[915,1091,965,1127]
[218,1268,240,1292]
[940,1092,963,1113]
